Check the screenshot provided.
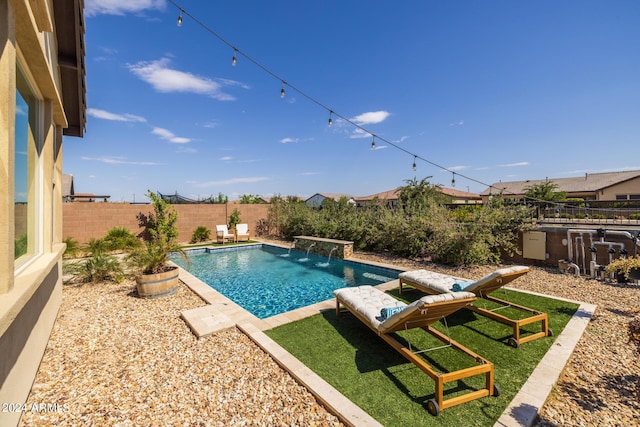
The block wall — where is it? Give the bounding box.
[63,203,270,244]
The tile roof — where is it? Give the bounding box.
[481,170,640,196]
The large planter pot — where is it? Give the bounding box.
[629,268,640,281]
[135,266,180,299]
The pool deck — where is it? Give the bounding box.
[177,243,596,427]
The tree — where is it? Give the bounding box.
[397,177,451,212]
[524,181,566,202]
[239,194,263,204]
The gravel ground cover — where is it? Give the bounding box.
[20,244,640,426]
[19,279,342,426]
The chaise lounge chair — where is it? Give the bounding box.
[235,223,250,242]
[333,285,499,416]
[215,225,235,244]
[398,266,551,347]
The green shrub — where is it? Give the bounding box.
[265,181,534,267]
[630,213,640,220]
[103,226,140,252]
[63,236,82,258]
[64,252,124,283]
[190,226,211,243]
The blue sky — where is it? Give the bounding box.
[67,0,640,202]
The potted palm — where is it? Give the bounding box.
[605,255,640,283]
[127,190,188,298]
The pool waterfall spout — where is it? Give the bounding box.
[316,246,338,268]
[298,242,316,262]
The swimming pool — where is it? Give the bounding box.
[171,244,401,319]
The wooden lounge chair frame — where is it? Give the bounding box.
[334,287,498,416]
[399,267,551,348]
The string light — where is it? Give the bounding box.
[164,0,521,197]
[281,81,286,98]
[451,172,456,188]
[412,155,417,171]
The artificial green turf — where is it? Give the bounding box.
[265,289,579,427]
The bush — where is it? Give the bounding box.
[190,226,211,243]
[63,237,82,258]
[265,183,534,267]
[103,227,140,252]
[63,251,124,283]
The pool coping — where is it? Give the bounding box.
[176,242,595,427]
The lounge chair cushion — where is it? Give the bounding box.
[334,286,475,333]
[399,266,530,294]
[464,266,529,293]
[399,270,466,293]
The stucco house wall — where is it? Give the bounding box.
[0,1,85,425]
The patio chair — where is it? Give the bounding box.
[215,225,235,244]
[398,266,551,347]
[333,285,498,416]
[235,223,250,242]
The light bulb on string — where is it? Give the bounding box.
[281,82,286,98]
[412,155,417,171]
[328,111,333,127]
[177,9,183,27]
[451,172,456,188]
[232,49,238,66]
[371,136,376,150]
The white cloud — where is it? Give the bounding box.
[498,162,529,168]
[81,156,164,165]
[280,137,313,144]
[128,58,245,101]
[372,145,388,150]
[349,128,371,139]
[219,156,233,161]
[351,110,391,125]
[190,177,269,187]
[447,165,468,171]
[88,108,146,122]
[151,127,191,144]
[450,120,464,127]
[85,0,166,17]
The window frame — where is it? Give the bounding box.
[14,53,44,273]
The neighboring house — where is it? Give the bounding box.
[481,170,640,202]
[355,187,482,208]
[1,2,86,426]
[62,173,75,202]
[305,193,355,208]
[62,174,110,202]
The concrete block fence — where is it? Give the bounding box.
[62,203,270,244]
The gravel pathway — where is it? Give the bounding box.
[19,247,640,426]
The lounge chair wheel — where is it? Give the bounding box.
[548,328,554,337]
[427,399,440,416]
[508,337,519,348]
[493,383,501,397]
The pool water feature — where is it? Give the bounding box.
[171,244,401,319]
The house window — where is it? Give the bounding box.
[14,64,41,269]
[630,195,640,200]
[615,195,628,201]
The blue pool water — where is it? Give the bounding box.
[171,244,401,319]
